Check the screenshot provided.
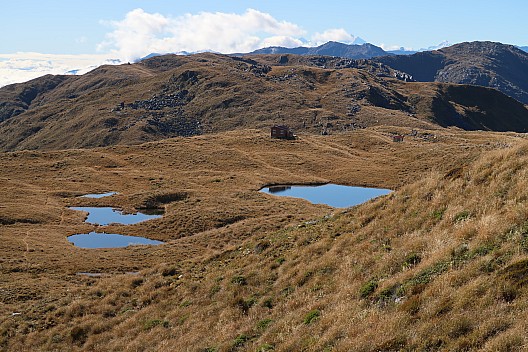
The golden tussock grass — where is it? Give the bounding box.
[1,128,528,351]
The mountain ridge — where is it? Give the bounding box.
[374,41,528,104]
[246,41,391,59]
[2,52,528,151]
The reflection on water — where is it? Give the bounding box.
[68,231,164,249]
[76,272,104,277]
[260,184,391,208]
[80,192,117,199]
[267,186,292,193]
[140,208,165,216]
[70,207,162,225]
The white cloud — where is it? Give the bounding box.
[260,36,305,48]
[0,9,371,87]
[311,29,357,46]
[0,53,120,87]
[97,8,306,60]
[379,44,413,51]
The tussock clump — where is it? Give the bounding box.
[141,192,188,209]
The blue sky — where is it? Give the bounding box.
[3,0,527,54]
[1,0,527,86]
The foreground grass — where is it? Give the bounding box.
[1,128,527,351]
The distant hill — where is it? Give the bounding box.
[249,46,311,56]
[139,53,165,61]
[2,52,528,151]
[375,41,528,104]
[248,41,391,59]
[387,48,417,55]
[519,46,528,53]
[0,74,72,123]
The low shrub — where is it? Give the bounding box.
[235,297,256,314]
[257,343,275,351]
[143,319,170,330]
[432,207,446,221]
[70,325,89,346]
[359,279,378,298]
[303,309,321,325]
[454,211,471,223]
[161,266,179,277]
[233,334,250,347]
[130,278,144,288]
[231,275,247,285]
[403,252,421,268]
[256,318,273,330]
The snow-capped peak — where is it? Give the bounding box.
[352,37,367,45]
[423,40,452,51]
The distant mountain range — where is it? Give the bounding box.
[139,41,528,63]
[386,48,417,55]
[244,40,455,58]
[374,41,528,104]
[242,40,528,104]
[387,41,452,55]
[247,41,389,59]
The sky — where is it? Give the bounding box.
[1,0,527,86]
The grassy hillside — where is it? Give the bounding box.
[398,83,528,132]
[2,53,528,151]
[1,128,527,351]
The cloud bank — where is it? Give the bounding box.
[312,29,360,46]
[98,8,362,60]
[0,53,120,87]
[1,9,363,87]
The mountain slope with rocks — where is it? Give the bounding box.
[375,41,528,104]
[1,51,528,151]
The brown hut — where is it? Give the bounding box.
[392,135,404,142]
[271,125,295,139]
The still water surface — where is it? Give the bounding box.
[70,207,161,225]
[80,192,117,198]
[260,184,391,208]
[68,231,163,249]
[68,197,164,249]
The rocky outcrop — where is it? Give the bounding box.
[126,91,190,111]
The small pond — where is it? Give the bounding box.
[68,231,163,249]
[80,192,117,199]
[70,207,162,225]
[260,184,391,208]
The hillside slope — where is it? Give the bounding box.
[375,41,528,104]
[2,53,528,151]
[1,129,527,351]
